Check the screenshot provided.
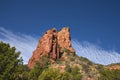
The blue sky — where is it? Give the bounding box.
[0,0,120,65]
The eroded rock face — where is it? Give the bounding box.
[28,27,75,69]
[57,28,75,53]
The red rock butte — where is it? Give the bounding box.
[28,27,75,69]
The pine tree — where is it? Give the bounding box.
[0,42,24,80]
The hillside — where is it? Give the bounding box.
[106,63,120,70]
[27,27,120,80]
[0,27,120,80]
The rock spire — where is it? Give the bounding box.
[28,27,75,68]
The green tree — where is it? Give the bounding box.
[28,55,50,80]
[0,42,24,80]
[28,62,42,80]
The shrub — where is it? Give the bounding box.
[64,48,71,54]
[99,69,120,80]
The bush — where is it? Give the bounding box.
[38,68,61,80]
[65,65,82,80]
[64,48,71,55]
[99,69,120,80]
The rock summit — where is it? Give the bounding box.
[28,27,75,68]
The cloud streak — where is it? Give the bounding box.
[0,27,120,65]
[72,40,120,65]
[0,27,38,64]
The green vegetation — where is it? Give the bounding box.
[38,68,63,80]
[0,42,120,80]
[0,42,24,80]
[64,48,71,54]
[109,63,120,66]
[39,67,82,80]
[99,69,120,80]
[28,56,50,80]
[65,65,82,80]
[64,48,75,56]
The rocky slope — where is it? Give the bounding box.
[27,27,120,80]
[106,63,120,70]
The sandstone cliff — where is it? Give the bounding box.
[28,27,75,68]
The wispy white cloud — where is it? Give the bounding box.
[72,40,120,65]
[0,27,120,65]
[0,27,38,64]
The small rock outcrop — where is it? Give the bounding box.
[28,27,75,69]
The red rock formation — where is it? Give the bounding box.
[106,65,120,70]
[57,28,75,53]
[28,27,75,69]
